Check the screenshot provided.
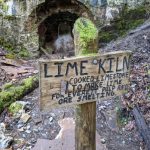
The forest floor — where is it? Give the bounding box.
[0,20,150,150]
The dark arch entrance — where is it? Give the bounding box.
[38,11,79,56]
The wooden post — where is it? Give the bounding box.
[73,17,98,150]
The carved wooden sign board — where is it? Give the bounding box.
[39,51,131,111]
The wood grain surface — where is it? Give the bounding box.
[39,51,131,111]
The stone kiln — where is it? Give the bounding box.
[0,0,147,57]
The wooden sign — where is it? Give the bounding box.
[39,51,131,111]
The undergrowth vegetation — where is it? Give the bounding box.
[0,37,30,58]
[99,4,149,43]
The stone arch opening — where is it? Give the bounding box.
[24,0,94,57]
[38,11,79,56]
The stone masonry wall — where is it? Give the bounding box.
[0,0,148,57]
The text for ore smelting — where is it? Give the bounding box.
[43,55,130,105]
[51,73,129,105]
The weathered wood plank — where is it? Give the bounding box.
[39,51,131,111]
[75,103,96,150]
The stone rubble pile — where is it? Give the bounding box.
[0,123,13,149]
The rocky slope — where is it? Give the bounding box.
[100,19,150,65]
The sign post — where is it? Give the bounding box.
[39,18,131,150]
[73,18,98,150]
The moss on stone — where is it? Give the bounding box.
[0,37,30,58]
[3,82,13,90]
[0,91,14,110]
[5,53,16,59]
[0,76,38,113]
[8,102,23,114]
[22,77,35,89]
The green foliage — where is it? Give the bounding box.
[99,32,117,43]
[0,101,4,112]
[0,38,14,51]
[80,49,95,55]
[2,5,8,12]
[74,18,98,55]
[80,49,97,56]
[0,76,38,112]
[75,18,97,43]
[99,5,148,43]
[18,49,30,58]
